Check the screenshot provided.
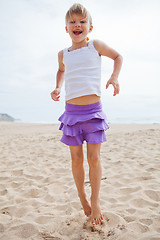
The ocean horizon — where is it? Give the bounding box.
[2,94,159,125]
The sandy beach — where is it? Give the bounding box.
[0,122,160,240]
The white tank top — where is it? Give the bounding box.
[63,40,101,101]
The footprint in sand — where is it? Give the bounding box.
[127,222,149,233]
[15,207,31,218]
[0,223,5,233]
[130,198,159,208]
[119,186,142,194]
[144,190,160,202]
[10,223,38,239]
[126,208,136,214]
[139,218,153,226]
[35,216,53,225]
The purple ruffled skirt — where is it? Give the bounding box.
[58,101,109,146]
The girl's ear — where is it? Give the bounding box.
[65,26,69,33]
[89,25,93,33]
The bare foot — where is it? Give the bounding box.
[79,193,91,217]
[91,201,103,225]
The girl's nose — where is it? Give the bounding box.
[75,22,81,27]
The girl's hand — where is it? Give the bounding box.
[106,76,120,96]
[50,88,61,101]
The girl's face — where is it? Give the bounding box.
[65,14,93,43]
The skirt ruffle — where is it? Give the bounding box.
[58,101,109,137]
[59,118,109,136]
[58,111,106,126]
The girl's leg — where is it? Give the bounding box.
[87,143,103,225]
[69,145,91,217]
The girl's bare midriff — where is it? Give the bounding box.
[66,94,100,105]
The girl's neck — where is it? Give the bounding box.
[70,39,88,51]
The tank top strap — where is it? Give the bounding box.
[62,48,68,64]
[63,48,68,56]
[88,39,94,49]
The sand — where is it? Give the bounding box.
[0,122,160,240]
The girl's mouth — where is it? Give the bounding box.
[73,31,83,35]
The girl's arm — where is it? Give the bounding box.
[94,40,123,96]
[51,50,65,101]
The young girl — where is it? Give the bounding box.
[51,3,123,226]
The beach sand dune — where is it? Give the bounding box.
[0,123,160,240]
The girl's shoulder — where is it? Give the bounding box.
[58,49,63,57]
[58,50,64,65]
[92,39,106,46]
[93,39,121,59]
[92,39,107,56]
[58,48,68,60]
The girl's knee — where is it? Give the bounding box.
[72,155,84,167]
[87,154,100,167]
[70,145,84,168]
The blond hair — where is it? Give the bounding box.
[65,3,92,25]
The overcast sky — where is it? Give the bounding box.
[0,0,160,123]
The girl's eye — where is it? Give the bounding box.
[80,21,86,23]
[70,21,75,24]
